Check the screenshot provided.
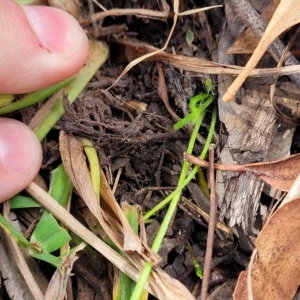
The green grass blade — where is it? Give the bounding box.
[30,252,62,269]
[49,163,72,207]
[82,138,101,199]
[0,77,73,115]
[29,212,71,254]
[9,195,41,209]
[114,206,148,300]
[0,213,30,249]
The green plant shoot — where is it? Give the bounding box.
[204,78,215,96]
[174,79,215,131]
[187,242,203,278]
[174,94,213,130]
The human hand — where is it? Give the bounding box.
[0,0,89,202]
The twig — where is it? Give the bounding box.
[200,145,217,300]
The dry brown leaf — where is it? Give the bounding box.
[223,0,300,102]
[115,38,300,77]
[227,0,280,54]
[44,243,84,300]
[59,131,157,260]
[184,153,300,192]
[58,132,194,299]
[234,197,300,299]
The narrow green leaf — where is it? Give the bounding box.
[30,252,62,269]
[0,77,73,115]
[49,163,72,207]
[0,214,30,249]
[30,213,71,254]
[10,195,41,209]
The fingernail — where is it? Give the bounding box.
[0,119,41,173]
[23,5,86,55]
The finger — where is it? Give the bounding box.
[0,118,42,202]
[0,0,89,94]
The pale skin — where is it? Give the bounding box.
[0,0,89,202]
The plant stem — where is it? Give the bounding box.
[131,111,207,300]
[133,106,217,300]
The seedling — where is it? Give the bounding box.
[174,78,215,130]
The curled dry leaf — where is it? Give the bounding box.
[59,131,156,260]
[234,197,300,299]
[59,132,194,300]
[114,38,300,78]
[223,0,300,102]
[184,152,300,191]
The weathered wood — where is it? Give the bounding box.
[216,3,297,233]
[218,97,277,233]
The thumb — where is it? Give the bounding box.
[0,0,89,94]
[0,118,42,203]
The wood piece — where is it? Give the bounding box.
[220,98,277,233]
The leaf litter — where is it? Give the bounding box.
[4,0,300,299]
[185,152,300,192]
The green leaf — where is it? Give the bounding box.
[49,163,72,207]
[186,29,195,45]
[30,252,63,269]
[204,78,215,96]
[30,213,71,254]
[0,214,30,249]
[10,195,41,209]
[0,77,73,115]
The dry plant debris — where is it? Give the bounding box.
[234,197,300,299]
[185,152,300,192]
[4,0,300,299]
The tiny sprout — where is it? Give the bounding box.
[204,78,215,96]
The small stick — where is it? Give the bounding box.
[184,152,244,172]
[200,145,217,300]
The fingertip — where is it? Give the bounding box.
[0,1,89,94]
[0,118,42,202]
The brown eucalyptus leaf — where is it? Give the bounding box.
[234,197,300,299]
[223,0,300,101]
[184,153,300,191]
[243,154,300,191]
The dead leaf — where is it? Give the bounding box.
[227,0,280,54]
[59,131,153,258]
[114,38,300,78]
[184,152,300,191]
[223,1,300,102]
[59,132,195,300]
[44,243,85,300]
[234,197,300,299]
